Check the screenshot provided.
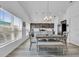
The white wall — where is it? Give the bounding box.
[53,17,59,35]
[65,2,79,46]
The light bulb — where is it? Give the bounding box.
[44,16,48,20]
[49,16,52,20]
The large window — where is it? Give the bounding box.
[0,8,22,44]
[14,16,22,30]
[13,16,22,40]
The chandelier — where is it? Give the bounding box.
[44,16,53,21]
[43,1,53,21]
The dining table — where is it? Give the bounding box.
[36,34,67,52]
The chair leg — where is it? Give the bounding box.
[37,45,39,52]
[29,42,32,51]
[29,39,32,51]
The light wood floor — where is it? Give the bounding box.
[7,39,79,57]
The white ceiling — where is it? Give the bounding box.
[0,1,30,23]
[0,1,75,23]
[18,1,74,23]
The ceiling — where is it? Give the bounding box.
[0,1,75,23]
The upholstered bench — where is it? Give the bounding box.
[37,42,66,54]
